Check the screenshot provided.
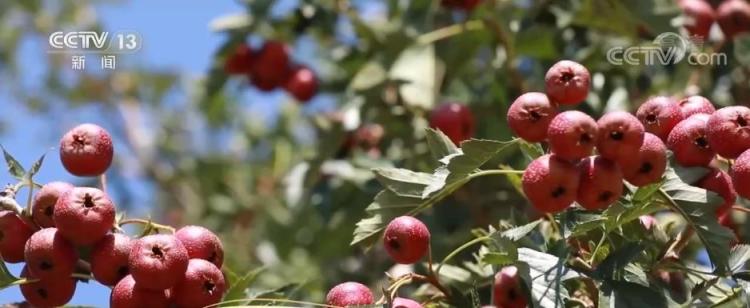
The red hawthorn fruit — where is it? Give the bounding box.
[667,114,715,167]
[730,148,750,199]
[383,216,430,264]
[326,282,374,307]
[679,0,716,38]
[128,234,189,290]
[596,111,645,164]
[441,0,482,10]
[19,266,76,308]
[507,92,559,142]
[170,259,227,308]
[546,110,599,161]
[544,60,591,105]
[620,133,668,186]
[678,95,715,118]
[53,187,115,246]
[429,103,476,145]
[284,66,318,102]
[493,265,527,308]
[91,233,133,286]
[706,106,750,159]
[522,154,580,213]
[110,274,169,308]
[0,211,35,263]
[717,0,750,39]
[697,168,737,216]
[393,297,423,308]
[32,181,74,228]
[24,228,78,280]
[59,123,114,177]
[224,43,254,75]
[249,40,291,92]
[174,225,224,268]
[636,96,684,141]
[576,156,624,210]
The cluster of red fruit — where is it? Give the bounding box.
[509,60,745,222]
[224,40,318,102]
[441,0,482,11]
[679,0,750,39]
[0,123,227,308]
[325,215,527,308]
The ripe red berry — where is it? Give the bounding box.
[32,181,73,228]
[596,111,645,164]
[706,106,750,158]
[175,225,224,268]
[678,95,715,118]
[547,110,599,161]
[620,133,668,186]
[576,156,624,210]
[429,103,475,145]
[544,60,590,105]
[54,187,115,246]
[679,0,716,38]
[19,266,76,308]
[59,123,114,177]
[128,234,189,290]
[393,297,423,308]
[441,0,482,10]
[325,282,374,307]
[24,228,78,280]
[249,40,291,92]
[383,216,430,264]
[110,274,169,308]
[667,114,715,167]
[224,43,254,75]
[91,233,133,286]
[731,149,750,199]
[522,154,580,213]
[284,66,318,102]
[0,211,35,263]
[507,92,559,142]
[717,0,750,39]
[636,96,684,141]
[493,265,527,308]
[171,259,227,308]
[697,168,736,216]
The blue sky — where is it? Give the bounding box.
[0,1,252,306]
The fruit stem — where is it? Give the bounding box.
[205,298,340,308]
[435,236,490,275]
[732,205,750,213]
[416,20,484,45]
[99,174,108,192]
[0,185,23,214]
[467,169,525,179]
[118,218,175,233]
[662,227,695,261]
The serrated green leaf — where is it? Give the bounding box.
[517,248,580,308]
[373,167,442,198]
[0,254,19,290]
[244,283,301,306]
[623,263,649,287]
[518,140,544,162]
[593,242,644,280]
[27,153,45,179]
[1,145,25,180]
[729,245,750,274]
[445,139,518,183]
[425,128,459,162]
[221,267,265,306]
[499,220,542,242]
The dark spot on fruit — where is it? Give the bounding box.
[37,288,48,299]
[72,134,86,147]
[737,115,748,127]
[639,162,653,174]
[610,131,624,140]
[508,288,518,300]
[0,231,4,241]
[560,72,574,83]
[387,237,401,251]
[580,133,593,144]
[208,251,217,263]
[83,194,95,208]
[204,281,216,293]
[551,186,566,198]
[529,110,542,122]
[645,114,657,124]
[152,246,164,258]
[44,206,53,217]
[695,136,709,149]
[117,266,129,278]
[40,261,53,271]
[598,191,614,202]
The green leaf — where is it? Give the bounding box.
[349,61,387,92]
[425,128,459,162]
[600,280,667,308]
[592,242,644,280]
[499,220,542,242]
[445,139,518,183]
[388,44,442,109]
[244,283,301,306]
[27,153,45,179]
[517,248,580,307]
[221,267,265,306]
[436,264,473,285]
[729,245,750,274]
[372,167,443,198]
[0,254,19,291]
[573,0,639,37]
[518,140,544,162]
[0,145,25,180]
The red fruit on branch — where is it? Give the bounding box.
[493,265,527,308]
[326,282,374,307]
[128,234,189,290]
[383,216,430,264]
[507,92,559,142]
[547,110,599,161]
[110,275,169,308]
[0,211,35,263]
[32,181,73,228]
[522,154,580,213]
[54,187,115,246]
[596,111,645,164]
[170,259,227,308]
[19,266,76,308]
[667,114,714,167]
[175,225,224,268]
[284,66,318,102]
[544,60,590,105]
[706,106,750,159]
[576,156,624,210]
[249,41,291,91]
[91,233,133,286]
[224,43,254,75]
[24,228,78,280]
[717,0,750,39]
[678,95,715,118]
[636,96,684,141]
[730,149,750,199]
[59,123,114,176]
[620,133,668,186]
[429,103,475,145]
[679,0,716,38]
[697,168,736,216]
[393,297,423,308]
